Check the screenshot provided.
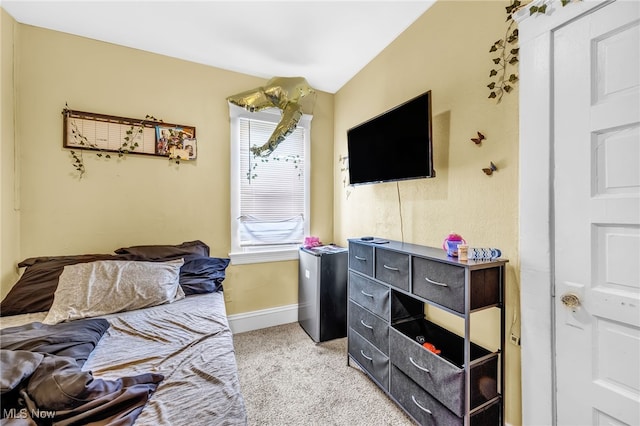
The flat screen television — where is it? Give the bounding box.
[347,91,434,185]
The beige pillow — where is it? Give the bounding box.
[43,259,185,324]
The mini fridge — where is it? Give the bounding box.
[298,245,348,342]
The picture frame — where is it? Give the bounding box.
[182,138,197,160]
[169,140,196,161]
[155,125,196,158]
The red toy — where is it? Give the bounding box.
[422,342,441,354]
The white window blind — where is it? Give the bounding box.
[238,118,306,247]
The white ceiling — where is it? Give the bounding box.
[1,0,436,93]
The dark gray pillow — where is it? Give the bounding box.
[114,240,210,259]
[179,256,230,294]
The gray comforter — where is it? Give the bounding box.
[0,319,163,426]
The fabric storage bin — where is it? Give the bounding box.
[390,318,498,416]
[375,248,410,291]
[469,400,501,426]
[413,257,501,313]
[390,291,424,323]
[466,267,501,310]
[348,329,389,391]
[391,366,501,426]
[390,364,461,425]
[348,300,389,355]
[412,257,466,313]
[348,272,390,319]
[348,242,374,277]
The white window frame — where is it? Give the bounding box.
[228,103,311,265]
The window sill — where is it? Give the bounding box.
[228,248,300,265]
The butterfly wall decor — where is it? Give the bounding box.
[471,131,486,145]
[482,162,498,175]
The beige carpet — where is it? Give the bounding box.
[233,322,414,426]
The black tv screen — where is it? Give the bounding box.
[347,91,434,185]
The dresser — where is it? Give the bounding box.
[347,238,506,425]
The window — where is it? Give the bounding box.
[229,104,311,264]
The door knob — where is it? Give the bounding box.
[560,293,581,309]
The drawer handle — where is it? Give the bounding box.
[411,395,433,415]
[424,276,448,287]
[355,255,367,261]
[409,357,430,374]
[360,350,373,361]
[360,320,374,330]
[383,264,400,272]
[360,290,374,298]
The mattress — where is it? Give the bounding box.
[0,292,247,426]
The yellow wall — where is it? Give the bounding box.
[2,19,335,314]
[1,9,20,299]
[333,1,521,423]
[3,3,522,423]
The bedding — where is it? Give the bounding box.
[0,254,137,317]
[1,318,163,425]
[1,293,246,425]
[0,241,230,317]
[114,240,229,295]
[114,240,211,259]
[43,259,185,325]
[178,256,230,295]
[0,243,245,425]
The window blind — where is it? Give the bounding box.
[238,118,306,246]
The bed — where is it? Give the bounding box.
[0,241,247,426]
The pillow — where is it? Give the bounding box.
[179,256,230,295]
[112,241,228,295]
[0,254,137,317]
[43,259,185,325]
[114,240,210,259]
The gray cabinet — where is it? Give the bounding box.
[347,239,506,425]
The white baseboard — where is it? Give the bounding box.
[228,303,298,334]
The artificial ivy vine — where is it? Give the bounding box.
[64,105,163,178]
[246,153,301,182]
[488,0,581,102]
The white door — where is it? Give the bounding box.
[554,1,640,425]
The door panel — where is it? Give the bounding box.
[594,126,639,197]
[554,1,640,425]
